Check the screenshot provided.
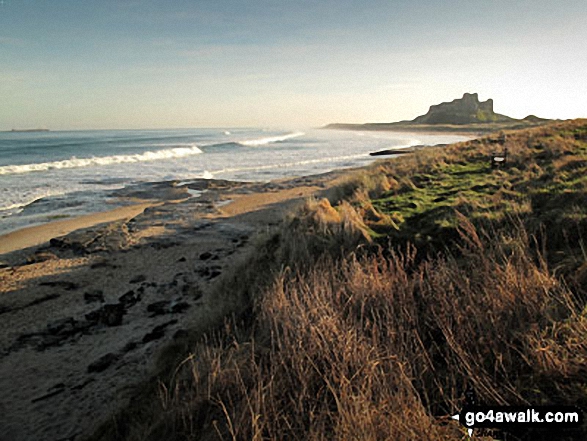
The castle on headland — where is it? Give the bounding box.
[411,93,513,125]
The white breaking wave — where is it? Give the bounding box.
[240,132,305,146]
[0,145,203,176]
[0,189,66,213]
[208,152,370,177]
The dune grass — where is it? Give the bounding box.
[88,119,587,441]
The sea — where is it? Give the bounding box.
[0,128,469,236]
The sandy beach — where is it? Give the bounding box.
[0,172,344,441]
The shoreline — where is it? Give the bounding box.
[0,202,159,255]
[0,169,349,441]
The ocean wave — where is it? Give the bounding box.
[239,132,305,146]
[0,190,64,214]
[201,142,243,150]
[207,152,369,177]
[0,145,203,176]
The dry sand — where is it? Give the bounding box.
[0,172,344,441]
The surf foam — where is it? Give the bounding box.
[240,132,305,146]
[0,145,203,175]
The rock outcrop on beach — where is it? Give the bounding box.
[410,92,515,125]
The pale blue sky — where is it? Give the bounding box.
[1,0,585,129]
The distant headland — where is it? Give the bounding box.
[6,128,50,133]
[324,93,552,133]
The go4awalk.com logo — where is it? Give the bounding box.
[451,405,583,437]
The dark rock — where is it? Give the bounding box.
[26,251,58,264]
[147,300,171,316]
[39,280,79,291]
[85,309,102,323]
[49,238,66,248]
[26,293,60,307]
[177,257,187,262]
[0,261,9,269]
[142,320,178,343]
[101,303,125,326]
[171,302,190,313]
[129,274,146,284]
[90,261,118,270]
[199,251,213,260]
[47,318,77,336]
[182,284,201,296]
[173,329,189,340]
[122,341,138,352]
[119,290,140,307]
[49,237,87,255]
[71,379,94,391]
[87,353,118,373]
[209,269,222,279]
[31,387,65,403]
[84,290,104,303]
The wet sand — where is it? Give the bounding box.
[0,203,158,255]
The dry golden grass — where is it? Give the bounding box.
[88,119,587,441]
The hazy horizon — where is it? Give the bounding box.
[1,0,586,131]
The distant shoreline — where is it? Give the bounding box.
[6,129,50,133]
[323,121,552,136]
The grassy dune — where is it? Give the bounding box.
[90,120,587,440]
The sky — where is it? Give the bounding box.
[0,0,586,130]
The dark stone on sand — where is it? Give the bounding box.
[208,269,221,279]
[177,256,187,262]
[101,303,125,326]
[369,149,413,157]
[49,238,67,248]
[147,300,171,316]
[87,352,118,373]
[39,280,79,291]
[84,290,104,303]
[142,320,178,343]
[123,341,138,352]
[31,387,66,403]
[197,266,222,279]
[150,240,181,250]
[171,302,190,313]
[119,290,140,307]
[26,293,61,307]
[26,251,58,264]
[129,274,146,284]
[173,329,189,340]
[49,237,87,255]
[90,261,118,270]
[84,309,102,323]
[47,318,77,336]
[199,251,213,260]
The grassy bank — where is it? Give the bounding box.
[89,120,587,440]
